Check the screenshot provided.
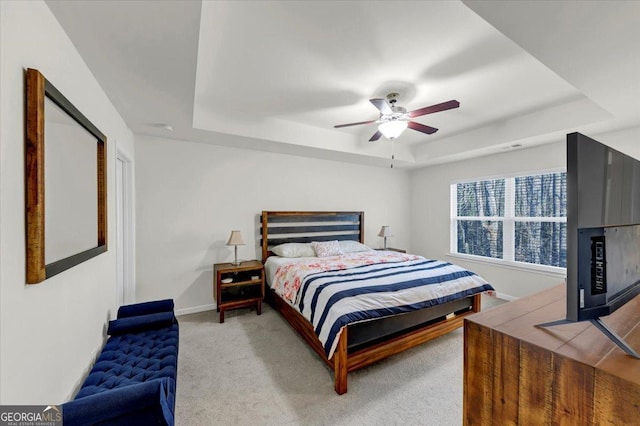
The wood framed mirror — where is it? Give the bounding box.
[25,68,107,284]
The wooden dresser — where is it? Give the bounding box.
[464,284,640,425]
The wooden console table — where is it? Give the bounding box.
[464,284,640,425]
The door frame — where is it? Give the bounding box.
[116,149,135,305]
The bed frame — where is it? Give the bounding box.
[260,210,481,394]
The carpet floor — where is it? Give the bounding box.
[176,295,504,425]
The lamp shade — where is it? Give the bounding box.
[378,226,393,238]
[378,120,408,139]
[226,230,245,246]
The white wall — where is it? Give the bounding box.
[0,1,134,404]
[410,126,640,299]
[135,134,411,314]
[595,125,640,160]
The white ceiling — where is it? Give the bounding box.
[46,0,640,168]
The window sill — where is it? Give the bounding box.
[446,252,567,279]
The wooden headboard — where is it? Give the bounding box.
[260,211,364,262]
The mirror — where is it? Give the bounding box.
[25,68,107,284]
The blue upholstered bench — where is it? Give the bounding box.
[62,299,179,426]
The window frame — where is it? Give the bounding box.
[450,168,567,276]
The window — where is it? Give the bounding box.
[451,171,567,269]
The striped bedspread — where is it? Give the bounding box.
[269,251,494,359]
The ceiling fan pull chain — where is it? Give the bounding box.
[391,139,395,169]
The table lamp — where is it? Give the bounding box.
[226,230,245,265]
[378,226,393,249]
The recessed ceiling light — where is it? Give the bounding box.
[500,143,524,151]
[152,123,173,131]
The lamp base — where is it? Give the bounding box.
[232,245,241,266]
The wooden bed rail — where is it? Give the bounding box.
[268,287,481,394]
[331,293,481,394]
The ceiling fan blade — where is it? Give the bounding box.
[370,98,393,115]
[334,119,377,129]
[408,100,460,118]
[408,121,438,135]
[369,130,383,142]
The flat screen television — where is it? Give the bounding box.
[539,132,640,358]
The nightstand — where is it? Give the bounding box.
[376,248,407,253]
[214,260,265,323]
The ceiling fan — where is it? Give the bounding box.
[334,93,460,142]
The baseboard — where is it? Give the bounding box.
[175,303,216,317]
[495,292,518,302]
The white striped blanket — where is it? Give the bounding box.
[273,253,494,359]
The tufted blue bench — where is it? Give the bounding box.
[62,299,179,425]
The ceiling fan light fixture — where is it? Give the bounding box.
[378,120,408,139]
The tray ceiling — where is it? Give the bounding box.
[47,0,640,168]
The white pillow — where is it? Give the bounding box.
[271,243,316,258]
[311,240,344,258]
[338,240,373,253]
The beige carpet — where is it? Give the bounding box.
[176,295,504,425]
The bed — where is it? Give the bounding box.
[260,210,494,394]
